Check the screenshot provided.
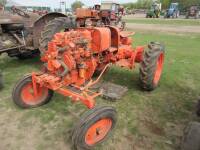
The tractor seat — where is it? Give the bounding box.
[120,31,135,38]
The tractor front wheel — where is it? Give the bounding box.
[12,74,53,108]
[72,106,117,150]
[139,42,165,91]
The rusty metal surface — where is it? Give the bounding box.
[0,11,24,24]
[92,81,128,101]
[0,10,40,26]
[0,9,67,56]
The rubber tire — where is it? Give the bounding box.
[39,17,76,54]
[12,74,54,109]
[181,122,200,150]
[0,73,3,90]
[196,99,200,117]
[72,106,117,150]
[139,42,165,91]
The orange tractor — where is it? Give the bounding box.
[12,24,165,149]
[76,2,125,30]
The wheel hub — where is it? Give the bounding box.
[85,118,112,146]
[153,53,164,85]
[21,82,48,105]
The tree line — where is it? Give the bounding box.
[123,0,200,10]
[0,0,7,6]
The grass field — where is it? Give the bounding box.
[124,18,200,26]
[0,31,200,150]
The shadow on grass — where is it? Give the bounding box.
[0,55,42,70]
[103,66,141,91]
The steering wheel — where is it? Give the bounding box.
[11,6,30,18]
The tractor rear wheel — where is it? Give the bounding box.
[39,17,76,54]
[72,106,117,150]
[196,99,200,117]
[139,42,165,91]
[12,74,53,108]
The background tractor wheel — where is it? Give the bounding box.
[39,17,76,54]
[196,99,200,117]
[181,122,200,150]
[72,106,117,150]
[12,74,53,108]
[139,42,165,91]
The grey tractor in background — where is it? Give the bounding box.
[0,6,68,59]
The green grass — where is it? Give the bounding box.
[124,18,200,26]
[0,31,200,150]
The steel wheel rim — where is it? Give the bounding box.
[21,82,48,105]
[153,53,164,85]
[85,118,112,146]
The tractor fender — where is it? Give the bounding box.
[32,12,68,49]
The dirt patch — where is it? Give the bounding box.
[0,105,72,150]
[143,120,166,136]
[126,23,200,34]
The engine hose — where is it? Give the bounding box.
[57,46,69,52]
[58,60,69,77]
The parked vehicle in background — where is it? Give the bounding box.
[76,1,126,30]
[186,6,199,19]
[165,3,179,18]
[146,1,161,18]
[100,1,125,28]
[0,6,68,59]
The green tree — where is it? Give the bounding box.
[0,0,7,6]
[123,0,200,10]
[161,0,171,9]
[123,0,154,9]
[71,0,84,11]
[174,0,200,9]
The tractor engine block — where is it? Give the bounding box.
[40,27,143,89]
[41,29,99,86]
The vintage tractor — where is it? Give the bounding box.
[75,5,100,27]
[164,3,180,18]
[12,20,165,149]
[0,6,69,59]
[100,1,125,29]
[146,1,162,18]
[76,1,125,30]
[186,6,199,19]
